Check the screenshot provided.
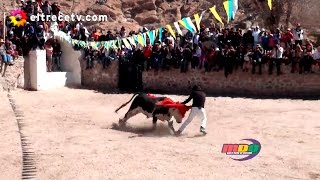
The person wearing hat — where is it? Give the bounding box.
[293,23,304,46]
[106,30,114,40]
[175,85,207,136]
[0,39,14,65]
[120,27,126,38]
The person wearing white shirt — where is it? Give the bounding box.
[269,44,284,75]
[76,22,82,31]
[167,36,175,47]
[313,46,320,70]
[252,26,261,47]
[312,46,320,60]
[292,23,304,46]
[272,44,284,59]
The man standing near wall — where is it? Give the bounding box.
[175,85,208,136]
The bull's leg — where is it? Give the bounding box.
[119,107,141,126]
[152,116,158,130]
[167,118,175,133]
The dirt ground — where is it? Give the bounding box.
[1,88,320,180]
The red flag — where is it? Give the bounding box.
[156,98,191,118]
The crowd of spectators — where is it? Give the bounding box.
[1,0,320,78]
[1,0,62,71]
[76,22,320,77]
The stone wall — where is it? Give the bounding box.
[0,57,24,91]
[80,58,119,91]
[143,66,320,98]
[81,61,320,98]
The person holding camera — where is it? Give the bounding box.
[269,43,284,75]
[293,23,304,46]
[251,44,264,75]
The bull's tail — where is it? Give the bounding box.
[115,93,139,113]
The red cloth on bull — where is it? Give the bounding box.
[156,98,191,118]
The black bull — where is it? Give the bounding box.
[115,93,184,132]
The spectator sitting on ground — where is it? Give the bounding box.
[5,40,19,60]
[0,39,14,66]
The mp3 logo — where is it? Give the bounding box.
[221,139,261,161]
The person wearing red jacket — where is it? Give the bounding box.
[281,28,293,48]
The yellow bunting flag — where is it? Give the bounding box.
[90,41,96,49]
[223,1,230,22]
[166,25,176,39]
[268,0,272,10]
[209,6,224,26]
[194,14,201,32]
[122,38,132,49]
[137,34,145,46]
[155,29,158,38]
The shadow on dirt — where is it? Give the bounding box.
[110,122,175,137]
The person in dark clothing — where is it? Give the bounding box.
[300,52,314,74]
[243,29,254,49]
[85,46,94,69]
[51,2,60,16]
[251,44,264,75]
[223,46,235,78]
[52,39,62,71]
[175,85,207,136]
[151,43,162,70]
[181,45,192,73]
[132,48,144,70]
[42,1,52,16]
[235,46,245,71]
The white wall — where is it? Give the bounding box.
[28,49,81,91]
[24,29,83,90]
[53,31,82,86]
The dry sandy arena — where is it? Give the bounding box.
[1,88,320,180]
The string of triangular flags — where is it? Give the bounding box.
[65,0,272,50]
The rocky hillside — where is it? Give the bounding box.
[1,0,320,42]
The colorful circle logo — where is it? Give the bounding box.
[9,9,27,27]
